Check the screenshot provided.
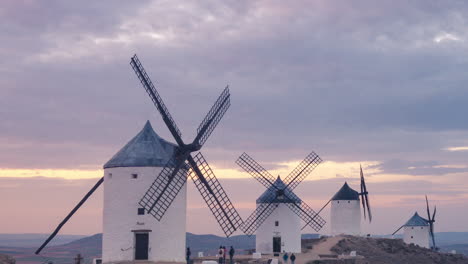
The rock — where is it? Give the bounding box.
[0,254,15,264]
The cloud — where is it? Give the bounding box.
[370,159,468,176]
[444,146,468,152]
[2,0,468,234]
[1,0,468,171]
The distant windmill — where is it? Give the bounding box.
[236,152,325,254]
[392,195,437,250]
[303,165,371,235]
[36,55,243,262]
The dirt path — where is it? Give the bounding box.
[294,236,344,264]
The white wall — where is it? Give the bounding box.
[330,200,361,236]
[102,167,187,263]
[403,226,430,248]
[256,203,301,254]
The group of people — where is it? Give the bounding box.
[185,246,235,264]
[218,245,235,264]
[187,246,296,264]
[282,252,296,264]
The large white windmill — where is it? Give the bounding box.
[101,120,186,262]
[36,55,243,263]
[236,152,325,255]
[392,196,437,250]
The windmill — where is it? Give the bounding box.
[36,55,243,258]
[392,195,437,250]
[305,165,371,236]
[236,152,325,254]
[129,55,243,236]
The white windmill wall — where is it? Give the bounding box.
[102,166,187,263]
[330,200,361,236]
[403,226,430,248]
[256,203,301,254]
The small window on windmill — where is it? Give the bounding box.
[108,173,112,179]
[411,236,413,239]
[348,201,350,203]
[275,221,279,227]
[138,208,145,215]
[131,173,138,179]
[337,201,340,204]
[411,227,414,230]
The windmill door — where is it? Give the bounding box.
[273,236,281,254]
[135,233,149,260]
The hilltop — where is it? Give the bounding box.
[321,236,468,264]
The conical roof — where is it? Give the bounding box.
[256,176,302,204]
[103,121,177,169]
[331,182,360,201]
[404,212,429,227]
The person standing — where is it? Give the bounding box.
[223,246,227,264]
[282,252,289,264]
[229,246,235,264]
[290,253,296,264]
[186,247,191,264]
[218,246,224,264]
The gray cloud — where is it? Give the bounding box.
[1,1,468,178]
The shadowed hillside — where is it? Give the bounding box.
[0,254,15,264]
[328,236,468,264]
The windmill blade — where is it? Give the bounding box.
[360,165,372,222]
[193,86,230,148]
[36,177,104,254]
[240,202,278,236]
[283,152,322,190]
[431,205,437,249]
[430,224,437,250]
[364,193,372,222]
[285,200,326,232]
[392,225,404,235]
[240,182,279,235]
[139,158,190,220]
[425,195,431,221]
[188,152,243,237]
[301,199,331,230]
[130,55,184,146]
[361,179,367,221]
[235,152,277,189]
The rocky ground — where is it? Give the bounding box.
[0,254,15,264]
[196,236,468,264]
[325,236,468,264]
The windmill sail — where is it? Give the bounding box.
[236,152,325,235]
[426,195,437,250]
[131,55,242,237]
[360,165,372,222]
[36,177,104,254]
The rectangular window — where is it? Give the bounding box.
[132,173,138,179]
[275,221,279,227]
[138,208,145,215]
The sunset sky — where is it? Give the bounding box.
[1,0,468,237]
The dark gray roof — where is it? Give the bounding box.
[103,121,177,169]
[256,176,302,204]
[331,182,360,201]
[404,212,429,227]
